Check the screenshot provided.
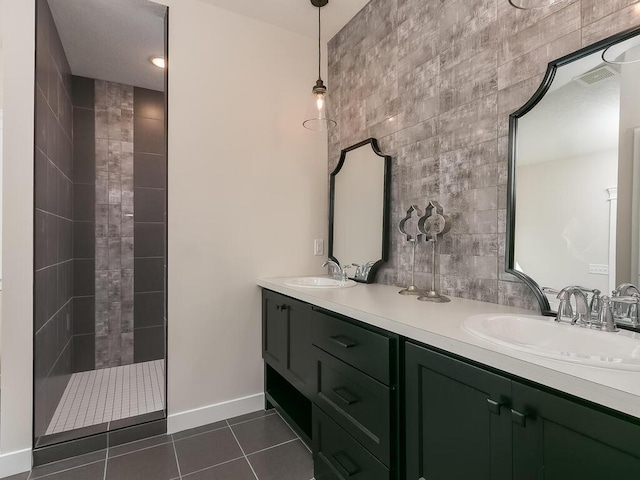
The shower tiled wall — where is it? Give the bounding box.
[34,0,74,440]
[327,0,640,309]
[94,81,135,368]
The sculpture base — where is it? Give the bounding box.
[399,285,423,296]
[417,290,451,303]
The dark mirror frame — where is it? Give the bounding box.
[329,138,391,284]
[506,25,640,317]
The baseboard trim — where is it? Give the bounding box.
[0,447,31,478]
[167,393,264,435]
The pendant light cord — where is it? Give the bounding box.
[317,5,321,81]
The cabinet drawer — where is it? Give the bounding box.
[314,347,391,466]
[313,405,390,480]
[312,308,393,384]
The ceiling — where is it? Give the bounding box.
[45,0,369,93]
[47,0,166,91]
[198,0,370,42]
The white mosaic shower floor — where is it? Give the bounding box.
[46,360,165,435]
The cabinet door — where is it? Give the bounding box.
[262,290,314,397]
[512,382,640,480]
[405,343,512,480]
[263,291,288,371]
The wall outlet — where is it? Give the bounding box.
[314,239,324,256]
[589,264,609,275]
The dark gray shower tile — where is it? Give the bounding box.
[73,221,94,259]
[134,326,165,363]
[134,188,165,222]
[36,148,48,210]
[74,259,95,296]
[72,75,95,108]
[134,116,165,154]
[134,223,165,257]
[134,153,166,188]
[134,87,165,120]
[134,292,164,328]
[74,183,95,222]
[72,334,95,372]
[73,296,95,335]
[73,108,96,184]
[134,258,164,292]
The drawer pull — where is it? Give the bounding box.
[332,451,360,477]
[487,398,501,415]
[511,409,528,427]
[330,335,357,348]
[332,387,359,406]
[275,304,288,311]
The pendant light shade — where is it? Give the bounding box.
[303,0,336,131]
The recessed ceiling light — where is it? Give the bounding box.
[151,56,165,69]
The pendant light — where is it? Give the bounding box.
[303,0,337,131]
[508,0,569,9]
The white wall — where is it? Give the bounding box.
[0,0,35,475]
[515,149,618,294]
[160,0,328,431]
[0,0,328,467]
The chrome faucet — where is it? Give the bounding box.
[352,261,375,281]
[556,286,590,325]
[612,283,640,325]
[322,260,350,282]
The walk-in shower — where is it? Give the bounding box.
[33,0,168,452]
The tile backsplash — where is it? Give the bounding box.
[328,0,640,309]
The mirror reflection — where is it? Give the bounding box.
[511,29,640,312]
[329,138,390,283]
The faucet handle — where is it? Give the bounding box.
[341,265,353,281]
[597,296,619,332]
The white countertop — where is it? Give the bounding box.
[258,276,640,420]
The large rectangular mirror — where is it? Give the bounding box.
[507,26,640,319]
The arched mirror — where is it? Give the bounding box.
[507,26,640,318]
[329,138,390,283]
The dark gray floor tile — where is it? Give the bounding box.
[226,409,276,426]
[230,413,297,454]
[174,427,243,475]
[2,473,29,480]
[105,443,178,480]
[31,450,106,478]
[248,440,313,480]
[39,461,106,480]
[172,420,227,441]
[108,433,171,458]
[182,458,255,480]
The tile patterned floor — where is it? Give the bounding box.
[7,409,313,480]
[46,361,165,435]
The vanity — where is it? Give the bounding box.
[259,278,640,480]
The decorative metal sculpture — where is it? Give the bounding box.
[397,205,424,295]
[417,200,451,303]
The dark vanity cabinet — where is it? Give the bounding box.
[262,290,315,398]
[405,342,640,480]
[262,290,399,480]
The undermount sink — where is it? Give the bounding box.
[284,276,357,289]
[463,314,640,371]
